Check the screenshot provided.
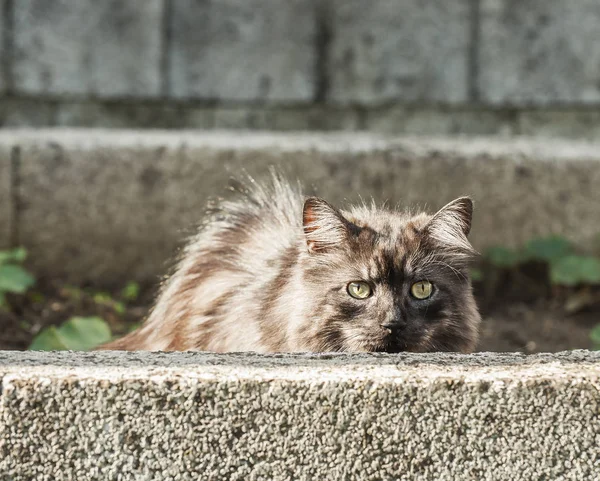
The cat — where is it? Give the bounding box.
[99,173,481,353]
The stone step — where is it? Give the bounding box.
[0,129,599,284]
[1,351,599,479]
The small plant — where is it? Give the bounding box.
[550,256,600,286]
[93,291,126,314]
[24,280,143,350]
[0,247,35,309]
[29,316,112,351]
[477,235,600,347]
[121,281,140,302]
[480,235,600,288]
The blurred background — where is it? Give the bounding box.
[1,0,600,136]
[1,0,599,353]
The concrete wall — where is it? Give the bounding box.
[0,1,600,137]
[1,350,599,480]
[1,129,599,284]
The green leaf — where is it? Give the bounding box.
[29,326,69,351]
[0,247,27,265]
[121,281,140,302]
[93,291,125,313]
[56,317,112,351]
[93,292,113,305]
[485,246,522,268]
[112,301,126,314]
[28,316,112,351]
[0,264,35,294]
[590,325,600,345]
[550,256,600,286]
[524,236,573,263]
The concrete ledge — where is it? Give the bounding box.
[2,129,600,283]
[0,144,11,249]
[1,351,599,480]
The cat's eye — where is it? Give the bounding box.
[347,281,372,299]
[410,281,433,300]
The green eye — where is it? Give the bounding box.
[410,281,433,300]
[347,281,372,299]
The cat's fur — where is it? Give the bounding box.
[100,174,481,353]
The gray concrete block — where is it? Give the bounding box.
[0,98,56,127]
[55,101,215,129]
[213,107,274,130]
[1,351,600,480]
[13,0,164,98]
[0,2,5,94]
[270,106,361,131]
[328,0,470,105]
[206,106,361,131]
[14,131,226,284]
[366,106,516,135]
[5,130,600,284]
[479,0,600,105]
[169,0,316,102]
[518,109,600,139]
[0,145,11,249]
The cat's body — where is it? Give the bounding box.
[100,175,481,353]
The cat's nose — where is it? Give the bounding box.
[381,312,405,332]
[381,321,401,332]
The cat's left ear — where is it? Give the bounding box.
[303,197,352,253]
[424,197,474,252]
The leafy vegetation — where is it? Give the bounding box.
[0,247,147,351]
[475,235,600,348]
[121,281,141,302]
[26,283,143,351]
[29,316,111,351]
[0,248,35,309]
[479,235,600,288]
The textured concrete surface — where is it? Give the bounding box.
[4,0,600,126]
[479,0,600,105]
[13,0,163,97]
[169,0,316,101]
[1,351,600,480]
[328,0,470,104]
[0,2,4,94]
[0,144,10,248]
[269,106,361,131]
[213,107,274,130]
[4,97,600,139]
[365,106,516,136]
[54,101,215,130]
[0,98,56,127]
[518,110,600,139]
[4,129,600,284]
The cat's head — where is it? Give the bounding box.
[299,196,480,353]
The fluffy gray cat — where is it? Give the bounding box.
[101,174,481,353]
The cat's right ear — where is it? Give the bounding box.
[303,197,350,253]
[424,196,476,255]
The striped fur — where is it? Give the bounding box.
[99,173,481,353]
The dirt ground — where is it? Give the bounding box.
[0,279,598,353]
[478,302,596,352]
[0,280,156,351]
